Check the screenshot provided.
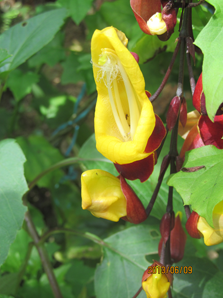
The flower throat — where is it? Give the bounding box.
[95,48,140,141]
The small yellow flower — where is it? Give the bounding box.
[147,13,167,35]
[91,27,156,165]
[197,201,223,246]
[81,169,127,222]
[142,266,170,298]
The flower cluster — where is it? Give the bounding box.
[179,73,223,246]
[81,27,166,223]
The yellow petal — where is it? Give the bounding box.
[147,13,167,36]
[142,269,170,298]
[91,27,155,164]
[81,169,127,222]
[178,110,200,139]
[213,200,223,237]
[197,217,223,246]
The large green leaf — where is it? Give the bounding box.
[58,0,93,25]
[95,219,160,298]
[0,139,28,266]
[203,272,223,297]
[7,69,39,101]
[168,145,223,227]
[0,8,67,73]
[16,136,64,188]
[194,0,223,120]
[172,256,218,297]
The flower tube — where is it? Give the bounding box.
[91,27,166,182]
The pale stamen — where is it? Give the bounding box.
[94,49,140,141]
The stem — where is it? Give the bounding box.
[150,40,181,102]
[184,205,191,219]
[132,286,143,298]
[25,211,63,298]
[28,157,111,190]
[186,52,196,95]
[146,156,171,216]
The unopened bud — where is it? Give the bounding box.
[131,52,139,63]
[180,97,187,127]
[166,96,181,131]
[170,212,187,263]
[160,211,175,243]
[147,12,167,35]
[185,211,201,239]
[193,73,207,115]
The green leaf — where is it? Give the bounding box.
[194,0,223,120]
[95,219,160,298]
[99,0,137,38]
[7,69,39,101]
[0,139,28,266]
[58,0,93,25]
[61,52,84,84]
[16,136,64,188]
[0,8,67,73]
[28,32,66,67]
[130,25,179,64]
[203,272,223,297]
[0,49,12,65]
[172,256,218,297]
[167,145,223,227]
[65,260,95,297]
[0,273,19,296]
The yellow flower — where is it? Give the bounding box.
[81,169,127,222]
[197,201,223,246]
[81,169,147,223]
[142,266,170,298]
[91,27,156,165]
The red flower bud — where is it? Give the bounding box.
[159,213,187,263]
[180,97,187,127]
[120,175,147,224]
[170,213,187,263]
[160,211,175,244]
[193,73,207,115]
[131,52,139,63]
[185,211,201,239]
[166,96,181,131]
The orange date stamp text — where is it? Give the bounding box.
[147,266,192,274]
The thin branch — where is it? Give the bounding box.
[132,286,143,298]
[187,0,204,8]
[186,52,196,95]
[25,211,63,298]
[146,156,171,216]
[150,40,181,102]
[184,205,191,219]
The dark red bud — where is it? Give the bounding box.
[185,211,201,239]
[166,96,181,131]
[120,175,147,224]
[158,2,176,41]
[170,214,187,263]
[160,211,175,244]
[180,97,187,127]
[131,52,139,63]
[193,73,207,115]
